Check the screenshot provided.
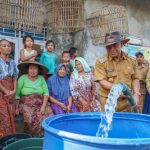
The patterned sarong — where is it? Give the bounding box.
[0,77,16,138]
[51,99,78,115]
[19,94,53,137]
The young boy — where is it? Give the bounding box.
[69,47,79,68]
[62,51,73,78]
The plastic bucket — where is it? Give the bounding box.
[3,138,43,150]
[42,112,150,150]
[0,133,31,149]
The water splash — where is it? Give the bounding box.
[96,83,138,138]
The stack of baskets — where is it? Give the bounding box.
[0,0,44,33]
[46,0,84,34]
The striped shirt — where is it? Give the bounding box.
[0,57,18,80]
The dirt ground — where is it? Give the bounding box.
[15,115,24,133]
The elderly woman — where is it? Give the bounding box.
[47,64,78,115]
[70,57,100,112]
[0,39,18,137]
[15,61,53,136]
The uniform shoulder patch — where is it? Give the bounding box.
[98,54,107,63]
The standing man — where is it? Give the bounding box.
[95,31,140,112]
[142,67,150,114]
[135,52,149,112]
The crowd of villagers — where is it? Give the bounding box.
[0,33,150,138]
[0,35,100,137]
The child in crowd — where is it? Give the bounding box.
[62,51,73,78]
[69,47,78,68]
[40,40,57,80]
[20,35,37,62]
[90,66,95,75]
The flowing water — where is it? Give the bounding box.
[96,83,125,138]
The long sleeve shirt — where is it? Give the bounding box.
[16,75,49,99]
[0,58,18,80]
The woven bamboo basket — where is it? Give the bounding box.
[46,0,84,34]
[87,5,129,45]
[103,0,126,7]
[0,0,44,33]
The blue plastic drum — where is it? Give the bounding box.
[42,112,150,150]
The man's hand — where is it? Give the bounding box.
[133,93,140,105]
[119,93,130,99]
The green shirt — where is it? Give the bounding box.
[16,75,49,99]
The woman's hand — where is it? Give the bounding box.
[15,108,19,115]
[78,97,89,112]
[92,95,96,101]
[81,100,89,112]
[4,89,10,96]
[40,105,46,115]
[66,105,72,113]
[4,90,16,97]
[59,102,67,111]
[33,51,38,57]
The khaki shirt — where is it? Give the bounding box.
[137,63,149,94]
[146,68,150,94]
[95,52,139,97]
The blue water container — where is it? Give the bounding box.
[42,112,150,150]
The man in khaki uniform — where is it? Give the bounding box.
[95,31,140,112]
[142,68,150,114]
[135,52,149,112]
[146,69,150,94]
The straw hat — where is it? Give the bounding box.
[18,61,49,75]
[104,31,130,46]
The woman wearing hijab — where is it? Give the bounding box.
[70,57,100,112]
[47,64,78,115]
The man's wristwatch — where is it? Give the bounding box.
[134,92,141,96]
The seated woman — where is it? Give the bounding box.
[70,57,100,112]
[0,39,18,138]
[15,61,53,137]
[47,64,78,115]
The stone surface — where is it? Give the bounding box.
[46,0,150,66]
